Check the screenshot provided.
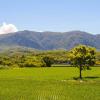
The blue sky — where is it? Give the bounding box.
[0,0,100,34]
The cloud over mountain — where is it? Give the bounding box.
[0,22,18,34]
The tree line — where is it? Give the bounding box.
[0,45,99,70]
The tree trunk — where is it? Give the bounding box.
[79,65,82,79]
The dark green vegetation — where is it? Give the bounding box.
[0,48,99,69]
[0,49,68,68]
[68,45,96,79]
[0,30,100,50]
[0,67,100,100]
[43,56,54,67]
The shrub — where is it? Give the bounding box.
[43,56,54,67]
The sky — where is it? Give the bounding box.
[0,0,100,34]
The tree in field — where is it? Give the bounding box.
[68,45,96,79]
[43,56,54,67]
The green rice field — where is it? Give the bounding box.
[0,67,100,100]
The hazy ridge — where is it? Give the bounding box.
[0,30,100,50]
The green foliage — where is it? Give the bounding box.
[0,48,99,68]
[18,56,46,67]
[43,56,54,67]
[68,45,96,79]
[0,53,46,68]
[38,50,68,64]
[96,52,100,65]
[0,65,9,69]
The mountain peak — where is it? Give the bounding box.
[0,30,99,50]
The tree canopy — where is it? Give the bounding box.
[68,45,96,79]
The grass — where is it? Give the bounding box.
[0,67,100,100]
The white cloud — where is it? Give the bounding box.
[0,22,18,34]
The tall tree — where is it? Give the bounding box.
[68,45,96,79]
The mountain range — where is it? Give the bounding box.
[0,30,100,50]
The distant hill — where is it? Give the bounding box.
[0,30,100,50]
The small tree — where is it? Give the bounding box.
[68,45,96,79]
[43,56,54,67]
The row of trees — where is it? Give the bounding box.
[0,49,68,68]
[0,45,99,69]
[0,54,54,68]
